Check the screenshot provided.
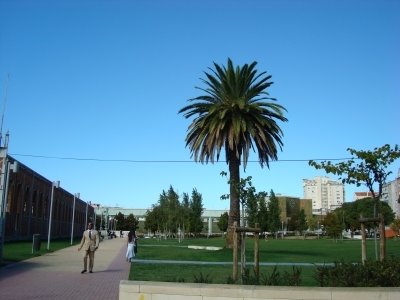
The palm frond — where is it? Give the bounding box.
[178,58,288,170]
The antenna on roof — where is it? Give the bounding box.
[0,74,10,147]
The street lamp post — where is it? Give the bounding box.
[104,208,109,231]
[84,201,89,228]
[47,180,60,250]
[95,204,100,229]
[70,193,79,245]
[100,210,103,230]
[0,159,18,262]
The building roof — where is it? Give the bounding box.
[353,191,374,201]
[94,206,229,218]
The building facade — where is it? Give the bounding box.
[382,170,400,218]
[303,176,344,215]
[276,196,312,223]
[0,153,94,243]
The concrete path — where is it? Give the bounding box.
[0,236,130,300]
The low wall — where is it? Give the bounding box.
[119,280,400,300]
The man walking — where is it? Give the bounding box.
[78,222,99,273]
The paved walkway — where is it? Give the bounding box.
[0,236,130,300]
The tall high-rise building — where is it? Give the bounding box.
[303,176,344,215]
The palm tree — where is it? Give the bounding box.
[179,58,288,245]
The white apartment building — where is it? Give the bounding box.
[303,176,345,215]
[382,169,400,218]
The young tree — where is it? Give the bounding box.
[181,192,191,235]
[335,202,359,237]
[297,209,307,235]
[166,186,181,234]
[246,191,268,229]
[221,173,256,226]
[306,215,318,231]
[246,190,259,228]
[217,212,229,233]
[267,190,281,238]
[157,190,170,234]
[114,212,126,230]
[258,195,269,236]
[125,213,139,231]
[144,205,160,234]
[390,218,400,239]
[179,59,288,246]
[309,144,400,258]
[286,210,306,234]
[322,212,343,242]
[189,188,204,236]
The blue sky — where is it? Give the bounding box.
[0,0,399,210]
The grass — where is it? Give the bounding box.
[1,238,81,267]
[130,237,400,285]
[3,235,400,286]
[131,264,318,285]
[136,236,400,262]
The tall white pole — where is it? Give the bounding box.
[0,159,18,262]
[70,193,79,245]
[94,204,98,229]
[47,181,60,250]
[100,210,103,230]
[0,159,9,263]
[0,134,10,263]
[84,201,88,228]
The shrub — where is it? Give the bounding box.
[193,272,212,283]
[283,266,302,286]
[241,268,260,285]
[314,257,400,287]
[261,266,281,286]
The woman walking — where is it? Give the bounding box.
[126,229,136,262]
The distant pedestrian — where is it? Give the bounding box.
[126,229,137,262]
[78,222,100,273]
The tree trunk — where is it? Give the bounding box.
[379,214,386,261]
[361,216,367,264]
[226,154,240,248]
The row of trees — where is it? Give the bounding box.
[322,197,395,240]
[98,186,204,235]
[113,212,139,231]
[144,186,204,237]
[220,174,308,237]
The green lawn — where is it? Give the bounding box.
[130,237,400,285]
[3,236,400,286]
[1,238,81,267]
[136,236,400,262]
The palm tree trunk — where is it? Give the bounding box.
[226,153,240,248]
